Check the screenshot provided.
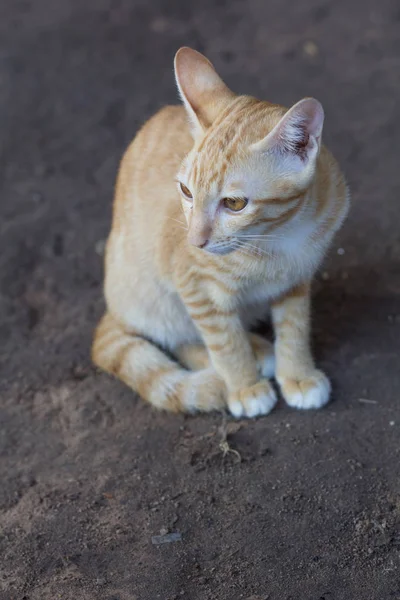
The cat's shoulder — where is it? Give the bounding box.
[121,105,191,165]
[137,105,188,136]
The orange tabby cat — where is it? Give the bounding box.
[92,47,349,418]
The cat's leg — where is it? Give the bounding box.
[271,282,331,409]
[182,305,277,417]
[174,334,275,378]
[173,343,210,371]
[204,317,277,418]
[92,312,226,413]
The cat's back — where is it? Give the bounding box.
[105,106,192,298]
[112,105,191,225]
[128,104,191,171]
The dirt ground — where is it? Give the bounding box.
[0,0,399,598]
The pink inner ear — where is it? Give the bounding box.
[278,115,310,158]
[275,99,324,160]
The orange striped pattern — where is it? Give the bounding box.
[92,48,349,417]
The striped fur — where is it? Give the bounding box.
[92,48,349,417]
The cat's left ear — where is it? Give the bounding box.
[251,98,324,170]
[174,47,235,137]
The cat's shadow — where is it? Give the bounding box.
[257,262,399,365]
[314,262,399,363]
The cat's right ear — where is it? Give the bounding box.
[174,47,235,137]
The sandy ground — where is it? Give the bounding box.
[0,0,399,598]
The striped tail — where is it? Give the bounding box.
[91,312,226,413]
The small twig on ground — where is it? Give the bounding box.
[151,532,182,545]
[358,398,378,405]
[218,411,242,463]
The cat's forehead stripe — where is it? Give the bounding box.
[191,99,275,191]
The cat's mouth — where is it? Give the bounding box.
[205,242,235,256]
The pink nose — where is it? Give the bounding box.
[188,227,211,249]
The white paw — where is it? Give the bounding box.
[278,370,331,409]
[228,380,277,418]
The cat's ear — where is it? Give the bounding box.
[174,47,235,136]
[251,98,324,170]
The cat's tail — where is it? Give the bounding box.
[92,312,226,413]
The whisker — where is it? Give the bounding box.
[230,240,255,256]
[227,240,244,250]
[167,216,188,229]
[234,240,273,258]
[236,234,284,240]
[213,240,232,249]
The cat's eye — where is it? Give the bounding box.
[223,197,248,212]
[179,182,193,199]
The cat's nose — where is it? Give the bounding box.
[188,224,211,249]
[189,236,209,249]
[189,237,209,249]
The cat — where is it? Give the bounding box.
[92,47,349,418]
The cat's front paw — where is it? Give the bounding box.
[228,380,277,418]
[278,370,331,409]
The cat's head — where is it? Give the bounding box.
[174,47,324,255]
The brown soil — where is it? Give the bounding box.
[0,1,399,599]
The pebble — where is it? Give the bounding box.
[303,41,319,57]
[159,527,168,536]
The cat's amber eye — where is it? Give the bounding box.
[179,182,193,200]
[223,197,248,212]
